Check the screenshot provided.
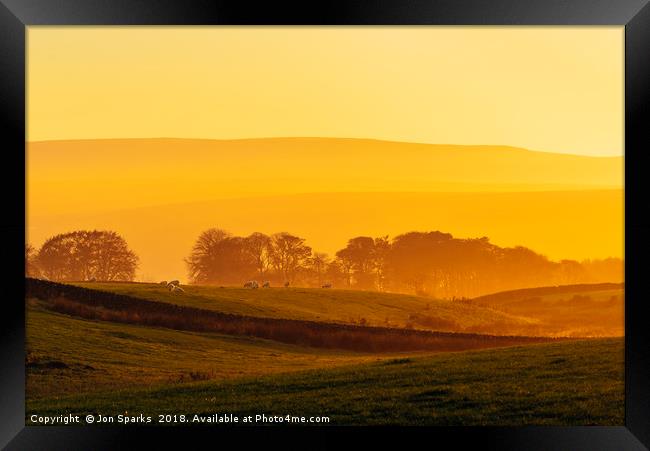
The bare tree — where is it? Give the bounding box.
[185,228,232,284]
[310,252,330,287]
[244,232,272,278]
[373,236,390,291]
[268,232,312,284]
[92,231,139,281]
[336,237,377,289]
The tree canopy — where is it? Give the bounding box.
[184,228,623,297]
[34,230,138,282]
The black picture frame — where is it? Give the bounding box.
[1,1,648,449]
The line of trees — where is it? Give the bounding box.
[26,230,139,282]
[25,227,622,297]
[186,228,624,298]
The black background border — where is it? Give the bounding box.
[1,1,649,449]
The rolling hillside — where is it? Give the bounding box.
[70,281,622,337]
[28,139,623,207]
[26,280,623,426]
[70,281,536,333]
[26,300,382,399]
[467,283,624,337]
[28,279,551,353]
[27,337,623,426]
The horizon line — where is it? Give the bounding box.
[26,136,624,158]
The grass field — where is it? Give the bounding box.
[26,280,556,353]
[26,280,624,426]
[70,281,535,333]
[468,283,624,336]
[26,301,385,399]
[72,281,622,337]
[27,337,623,426]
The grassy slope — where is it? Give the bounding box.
[472,283,623,303]
[72,282,624,337]
[468,286,624,337]
[71,282,534,333]
[28,338,623,426]
[26,301,387,399]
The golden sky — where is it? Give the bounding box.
[26,27,624,281]
[28,27,623,156]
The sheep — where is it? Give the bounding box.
[262,281,270,288]
[167,281,183,291]
[171,285,185,293]
[167,281,181,290]
[244,281,259,289]
[321,283,332,288]
[159,281,167,285]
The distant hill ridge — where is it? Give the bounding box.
[28,136,622,158]
[472,283,624,303]
[28,137,622,187]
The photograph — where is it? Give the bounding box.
[24,26,625,427]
